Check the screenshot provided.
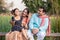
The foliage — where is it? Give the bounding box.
[49,0,60,15]
[0,0,9,13]
[22,0,51,13]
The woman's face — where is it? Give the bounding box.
[15,9,20,16]
[23,10,28,16]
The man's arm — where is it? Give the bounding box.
[29,14,35,30]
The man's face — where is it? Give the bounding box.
[38,8,44,15]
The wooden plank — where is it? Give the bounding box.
[46,33,60,36]
[0,32,7,36]
[0,32,60,37]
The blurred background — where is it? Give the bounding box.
[0,0,60,40]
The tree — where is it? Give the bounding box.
[0,0,5,6]
[47,0,60,15]
[0,0,9,13]
[22,0,51,13]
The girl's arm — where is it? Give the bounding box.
[10,17,15,26]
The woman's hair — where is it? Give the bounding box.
[11,8,19,15]
[23,8,29,15]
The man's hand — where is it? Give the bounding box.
[32,29,39,34]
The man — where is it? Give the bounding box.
[27,7,49,40]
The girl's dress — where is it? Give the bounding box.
[11,16,23,32]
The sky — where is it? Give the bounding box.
[5,0,26,11]
[5,0,47,11]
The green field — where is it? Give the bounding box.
[0,15,60,40]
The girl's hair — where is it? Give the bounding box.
[23,8,29,15]
[11,8,19,15]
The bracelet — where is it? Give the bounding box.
[38,28,40,31]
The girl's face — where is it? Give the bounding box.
[15,9,20,16]
[23,10,28,16]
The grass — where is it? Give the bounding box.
[51,16,60,33]
[45,16,60,40]
[0,15,12,32]
[0,15,11,40]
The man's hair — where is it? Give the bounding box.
[38,6,46,12]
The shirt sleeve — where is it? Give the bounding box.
[39,18,49,31]
[29,14,35,29]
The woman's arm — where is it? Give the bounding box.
[21,18,28,29]
[10,20,15,26]
[10,17,15,26]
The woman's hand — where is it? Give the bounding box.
[10,20,15,26]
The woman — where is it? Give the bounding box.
[5,8,25,40]
[21,8,30,40]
